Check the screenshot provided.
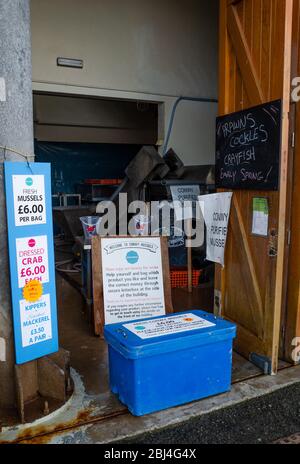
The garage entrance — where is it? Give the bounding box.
[1,0,298,434]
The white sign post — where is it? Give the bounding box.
[198,193,233,267]
[170,185,201,293]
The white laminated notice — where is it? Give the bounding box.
[123,313,216,340]
[198,192,233,267]
[101,237,165,324]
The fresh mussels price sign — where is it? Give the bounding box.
[215,100,282,190]
[4,162,58,364]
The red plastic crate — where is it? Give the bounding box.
[84,179,122,185]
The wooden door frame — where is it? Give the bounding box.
[271,0,294,372]
[217,0,294,374]
[283,0,300,363]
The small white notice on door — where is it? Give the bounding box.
[123,313,215,339]
[252,198,269,237]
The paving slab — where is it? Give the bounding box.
[274,433,300,445]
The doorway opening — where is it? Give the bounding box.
[6,0,293,432]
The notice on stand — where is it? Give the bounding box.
[19,294,52,348]
[12,174,46,226]
[101,237,166,324]
[124,313,216,339]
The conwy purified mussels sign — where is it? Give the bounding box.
[215,100,281,190]
[199,193,233,267]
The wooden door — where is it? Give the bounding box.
[217,0,293,373]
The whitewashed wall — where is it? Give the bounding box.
[30,0,218,165]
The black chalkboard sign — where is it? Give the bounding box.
[215,100,282,190]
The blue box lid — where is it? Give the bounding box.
[104,310,236,359]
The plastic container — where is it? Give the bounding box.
[80,216,100,239]
[104,310,236,416]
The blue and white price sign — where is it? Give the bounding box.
[4,162,58,364]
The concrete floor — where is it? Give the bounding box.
[0,273,295,443]
[2,360,299,444]
[119,381,300,444]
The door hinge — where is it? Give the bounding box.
[291,131,295,148]
[287,230,291,246]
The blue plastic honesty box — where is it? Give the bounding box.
[104,310,236,416]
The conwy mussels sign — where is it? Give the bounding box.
[215,100,281,190]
